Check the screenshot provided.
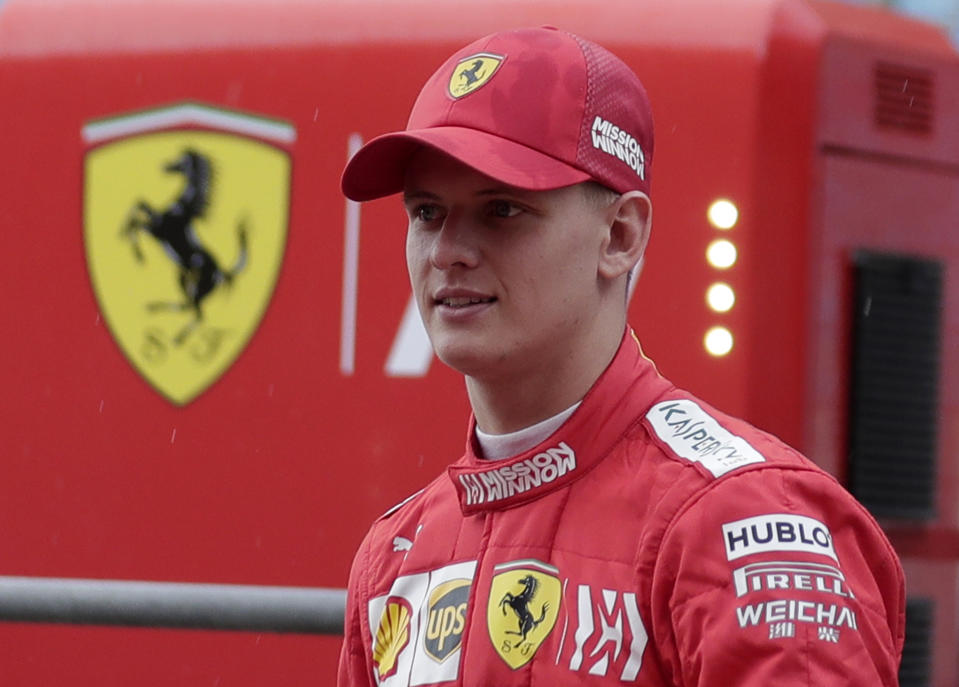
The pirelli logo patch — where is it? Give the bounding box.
[645,400,765,477]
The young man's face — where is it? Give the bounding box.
[403,148,613,382]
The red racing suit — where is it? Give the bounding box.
[338,332,905,686]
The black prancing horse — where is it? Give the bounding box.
[499,575,550,647]
[458,60,486,88]
[122,149,248,345]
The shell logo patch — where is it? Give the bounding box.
[448,52,504,98]
[373,597,414,680]
[487,559,561,669]
[367,561,477,686]
[82,103,293,405]
[424,579,470,663]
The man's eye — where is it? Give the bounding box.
[415,204,442,222]
[489,200,521,218]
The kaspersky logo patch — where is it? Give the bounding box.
[82,103,292,405]
[448,52,504,98]
[488,559,561,669]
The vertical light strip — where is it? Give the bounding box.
[384,296,434,377]
[704,198,739,357]
[340,133,363,376]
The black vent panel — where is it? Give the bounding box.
[899,597,934,687]
[848,251,943,519]
[874,62,934,135]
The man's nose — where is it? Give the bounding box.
[429,214,479,270]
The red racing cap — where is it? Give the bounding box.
[341,26,653,201]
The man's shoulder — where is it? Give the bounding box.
[635,390,893,560]
[364,468,459,544]
[568,384,837,527]
[640,391,816,482]
[377,487,429,521]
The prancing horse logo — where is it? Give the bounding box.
[122,149,248,345]
[499,574,550,647]
[83,103,292,405]
[487,560,561,669]
[448,53,504,98]
[458,60,486,88]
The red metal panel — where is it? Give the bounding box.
[0,0,956,684]
[899,558,959,686]
[0,0,768,680]
[807,15,959,685]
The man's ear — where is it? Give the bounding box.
[598,191,651,281]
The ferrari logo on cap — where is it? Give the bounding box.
[83,103,292,405]
[488,559,561,669]
[448,52,504,98]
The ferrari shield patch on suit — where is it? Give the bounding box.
[487,559,561,669]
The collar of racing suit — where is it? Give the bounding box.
[447,328,674,514]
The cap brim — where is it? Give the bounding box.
[341,126,591,201]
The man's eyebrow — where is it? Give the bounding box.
[402,190,440,203]
[402,186,527,202]
[476,186,525,197]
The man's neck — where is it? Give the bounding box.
[466,323,624,435]
[475,401,581,460]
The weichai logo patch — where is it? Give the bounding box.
[487,559,561,669]
[82,103,293,404]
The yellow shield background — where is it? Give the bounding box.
[84,130,289,404]
[448,53,503,98]
[487,562,561,670]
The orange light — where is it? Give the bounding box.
[707,199,739,230]
[707,240,737,269]
[707,283,735,313]
[704,327,734,356]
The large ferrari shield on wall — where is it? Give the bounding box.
[83,103,293,404]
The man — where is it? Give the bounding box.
[338,26,904,686]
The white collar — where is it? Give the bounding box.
[475,402,581,460]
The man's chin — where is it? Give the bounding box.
[434,341,507,379]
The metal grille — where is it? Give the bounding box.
[848,250,942,519]
[0,576,345,634]
[899,597,934,687]
[0,577,934,682]
[874,62,934,135]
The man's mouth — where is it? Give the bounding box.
[438,296,496,308]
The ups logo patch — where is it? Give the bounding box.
[424,579,470,662]
[82,103,292,404]
[487,559,561,669]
